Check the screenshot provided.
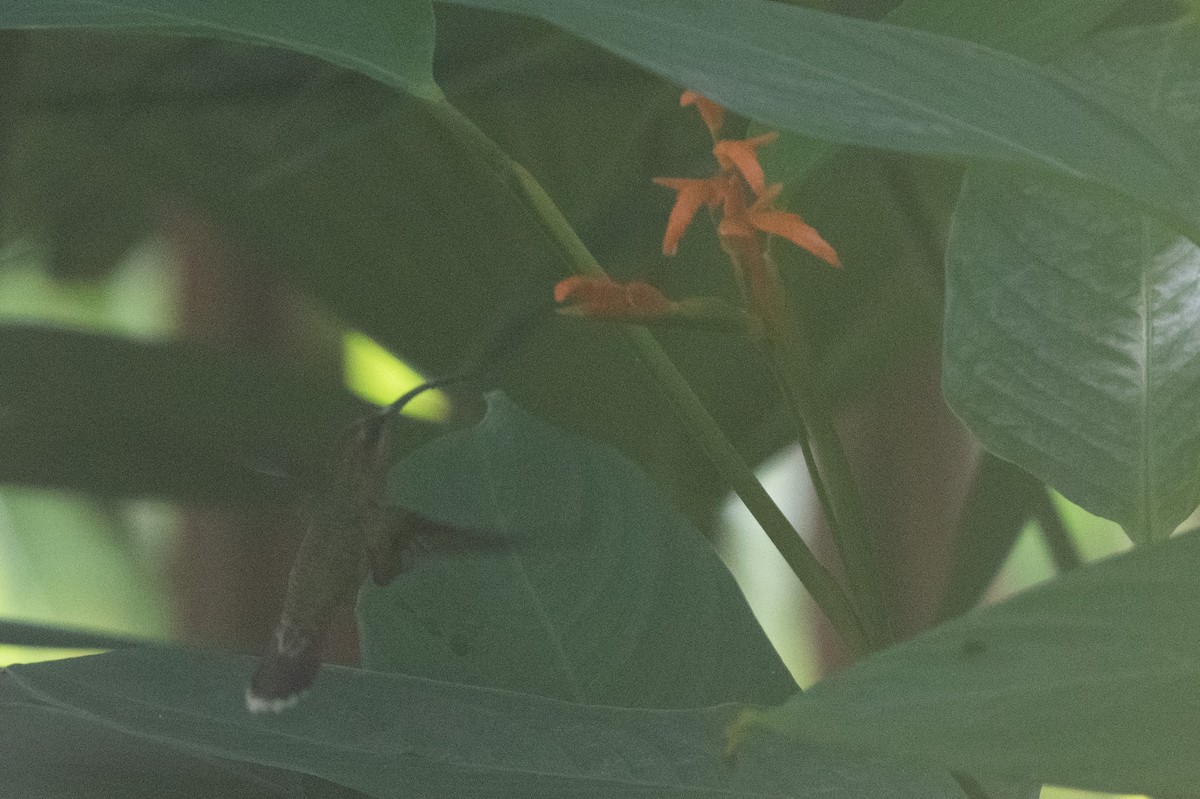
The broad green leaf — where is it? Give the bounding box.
[445,0,1200,236]
[4,647,1024,799]
[0,701,303,799]
[360,392,793,708]
[883,0,1121,56]
[749,527,1200,796]
[944,20,1200,541]
[766,0,1128,184]
[0,0,438,99]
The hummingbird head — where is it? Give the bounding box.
[326,411,393,492]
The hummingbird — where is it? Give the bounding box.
[245,380,467,713]
[244,303,548,712]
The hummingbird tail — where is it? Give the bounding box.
[245,623,322,714]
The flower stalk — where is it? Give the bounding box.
[652,92,891,647]
[423,92,873,656]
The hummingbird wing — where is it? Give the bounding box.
[367,507,420,587]
[367,507,512,587]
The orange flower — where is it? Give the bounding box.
[681,90,725,139]
[655,94,839,267]
[718,184,840,267]
[554,276,675,321]
[712,133,776,196]
[651,176,727,256]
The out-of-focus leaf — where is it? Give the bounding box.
[0,323,358,504]
[4,647,1025,799]
[945,20,1200,541]
[751,528,1200,796]
[0,0,437,99]
[361,392,791,708]
[445,0,1200,235]
[0,618,151,649]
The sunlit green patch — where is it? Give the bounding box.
[0,645,101,668]
[1041,784,1146,799]
[0,489,169,668]
[0,238,176,337]
[341,330,448,420]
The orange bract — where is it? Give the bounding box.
[554,276,675,321]
[712,133,776,196]
[655,93,839,267]
[651,176,727,256]
[719,184,841,267]
[680,90,725,138]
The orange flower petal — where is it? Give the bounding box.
[555,276,629,315]
[653,176,725,255]
[554,276,675,320]
[712,133,777,196]
[748,209,841,267]
[680,90,726,138]
[554,275,602,304]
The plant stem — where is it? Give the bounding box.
[1032,488,1083,574]
[767,323,892,648]
[422,95,871,657]
[726,239,891,649]
[626,326,870,657]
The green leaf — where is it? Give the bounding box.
[360,392,793,708]
[944,20,1200,541]
[445,0,1200,235]
[751,527,1200,796]
[765,0,1128,184]
[4,647,1026,799]
[0,0,438,99]
[883,0,1121,57]
[0,701,303,799]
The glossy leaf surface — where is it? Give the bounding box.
[766,0,1128,185]
[944,20,1200,541]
